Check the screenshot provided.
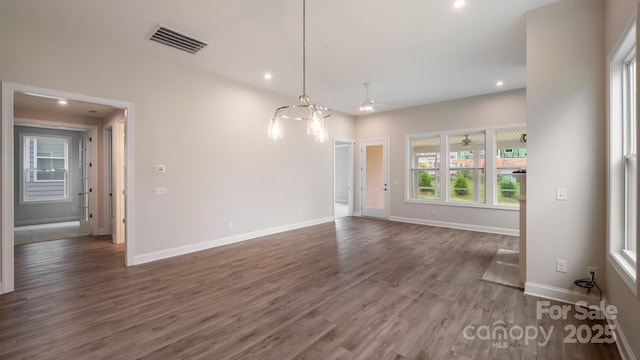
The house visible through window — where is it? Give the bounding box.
[496,129,527,205]
[409,135,441,200]
[407,127,524,207]
[23,135,69,202]
[449,133,485,203]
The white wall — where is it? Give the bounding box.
[0,15,354,262]
[354,89,526,234]
[605,0,640,358]
[526,0,606,301]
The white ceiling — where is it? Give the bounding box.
[1,0,558,116]
[14,92,117,119]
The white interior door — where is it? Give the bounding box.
[361,139,389,218]
[334,139,354,218]
[114,120,126,244]
[106,127,113,236]
[79,131,91,234]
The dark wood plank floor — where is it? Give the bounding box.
[0,217,621,359]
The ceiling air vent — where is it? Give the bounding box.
[148,25,207,54]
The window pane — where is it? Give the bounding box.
[628,59,636,155]
[36,169,66,181]
[411,169,440,200]
[449,133,485,202]
[627,156,637,254]
[365,145,384,209]
[625,56,637,258]
[37,158,65,170]
[410,136,440,200]
[36,138,66,158]
[496,129,527,205]
[23,135,69,201]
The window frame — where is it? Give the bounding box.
[608,20,638,295]
[409,134,442,201]
[20,133,72,204]
[447,132,486,204]
[405,124,526,211]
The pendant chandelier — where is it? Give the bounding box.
[268,0,331,142]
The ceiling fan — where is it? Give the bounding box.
[359,82,376,113]
[461,135,472,147]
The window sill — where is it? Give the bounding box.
[20,198,72,205]
[608,250,638,296]
[404,198,520,211]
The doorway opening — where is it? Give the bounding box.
[1,82,134,294]
[13,122,94,245]
[334,139,354,219]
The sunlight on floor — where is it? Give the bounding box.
[14,221,89,245]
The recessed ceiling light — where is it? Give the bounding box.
[58,100,68,105]
[453,0,465,8]
[264,73,272,80]
[496,81,504,87]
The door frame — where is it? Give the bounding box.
[103,126,113,237]
[113,120,126,245]
[78,130,93,234]
[333,138,355,218]
[359,138,390,219]
[1,82,136,294]
[14,118,99,235]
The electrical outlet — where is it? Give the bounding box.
[587,266,597,280]
[152,187,167,195]
[556,259,567,273]
[556,187,568,201]
[227,220,233,228]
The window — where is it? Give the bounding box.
[449,133,485,203]
[496,129,527,205]
[407,127,523,208]
[22,135,69,202]
[624,51,637,261]
[608,21,637,290]
[409,135,440,200]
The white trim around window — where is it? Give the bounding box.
[405,123,526,211]
[607,18,638,296]
[18,132,72,205]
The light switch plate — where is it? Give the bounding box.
[154,164,166,173]
[556,187,567,201]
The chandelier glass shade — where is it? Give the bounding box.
[269,0,331,142]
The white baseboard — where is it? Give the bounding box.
[389,216,518,236]
[524,282,600,306]
[526,282,636,360]
[607,314,638,360]
[353,211,362,216]
[133,217,334,265]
